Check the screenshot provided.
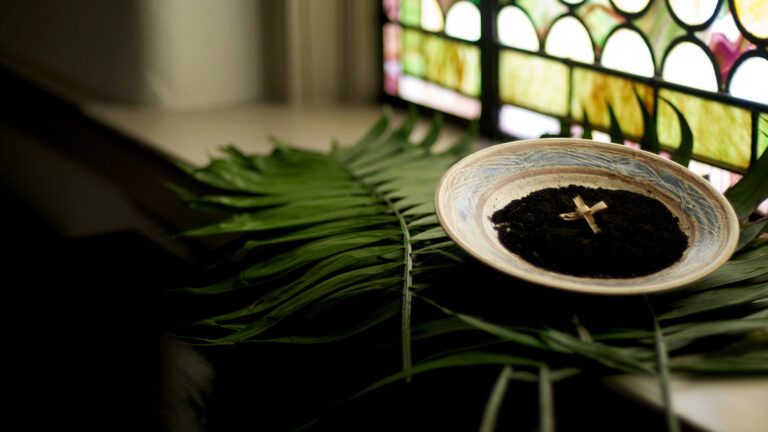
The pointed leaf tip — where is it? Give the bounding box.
[607,102,624,145]
[659,97,693,167]
[635,88,659,154]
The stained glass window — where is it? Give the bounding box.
[382,0,768,180]
[382,0,482,120]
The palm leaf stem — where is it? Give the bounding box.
[539,365,555,432]
[332,154,415,376]
[480,365,515,432]
[648,299,680,432]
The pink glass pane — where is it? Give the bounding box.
[384,0,400,21]
[383,23,402,96]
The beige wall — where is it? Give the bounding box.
[0,0,378,109]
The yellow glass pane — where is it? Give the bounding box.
[498,50,569,117]
[657,89,752,169]
[571,68,654,139]
[423,33,481,97]
[456,43,481,97]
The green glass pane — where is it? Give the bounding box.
[577,0,625,49]
[634,0,686,70]
[400,0,420,27]
[759,114,768,157]
[571,68,654,139]
[402,28,426,77]
[515,0,568,33]
[499,50,569,117]
[658,89,752,169]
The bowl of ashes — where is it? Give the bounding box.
[435,138,739,295]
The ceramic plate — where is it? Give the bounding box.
[435,139,739,295]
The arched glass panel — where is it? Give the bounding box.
[545,16,595,63]
[733,0,768,40]
[611,0,652,15]
[601,28,655,77]
[729,55,768,105]
[668,0,720,27]
[497,6,540,51]
[662,40,719,91]
[421,0,444,32]
[445,1,481,42]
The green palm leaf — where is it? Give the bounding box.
[726,147,768,221]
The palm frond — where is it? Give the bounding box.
[173,107,768,430]
[175,110,474,375]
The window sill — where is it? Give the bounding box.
[84,102,478,166]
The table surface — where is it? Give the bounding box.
[81,100,768,432]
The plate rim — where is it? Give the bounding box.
[434,138,740,295]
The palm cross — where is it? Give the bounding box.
[559,195,608,234]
